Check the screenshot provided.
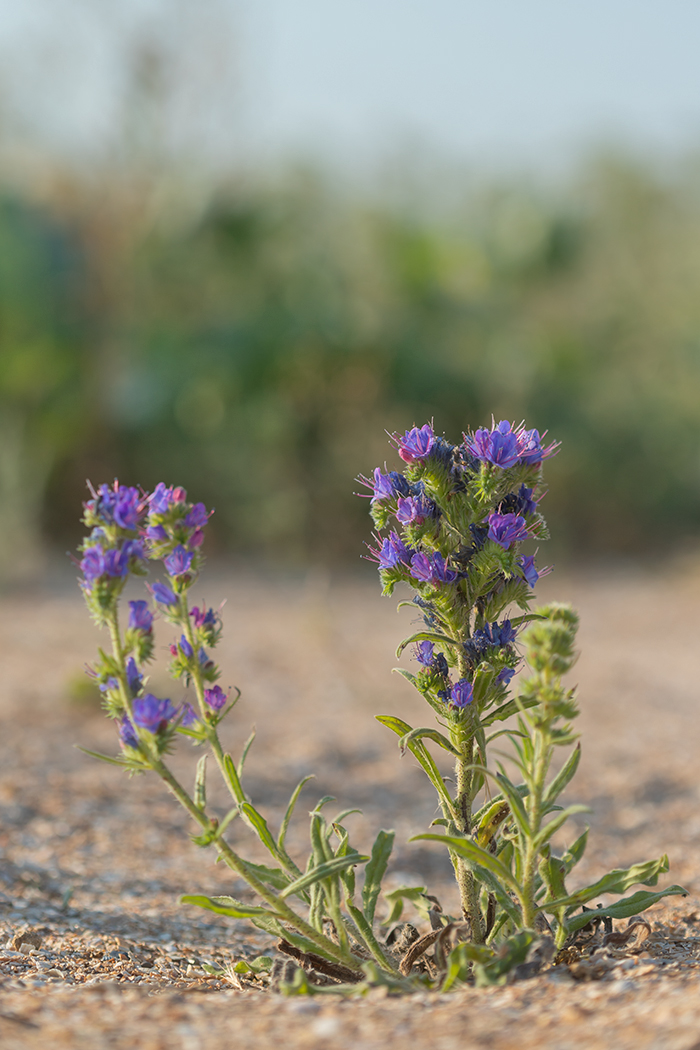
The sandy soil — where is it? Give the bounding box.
[1,560,700,1048]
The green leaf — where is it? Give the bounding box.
[240,802,281,860]
[278,775,314,853]
[222,752,245,802]
[531,805,590,852]
[180,894,280,920]
[241,861,292,892]
[396,631,456,658]
[381,885,428,925]
[398,727,461,758]
[563,828,588,873]
[237,729,256,779]
[543,744,581,810]
[376,715,456,817]
[411,833,521,896]
[362,830,395,925]
[76,746,131,768]
[547,856,673,912]
[563,886,688,935]
[494,772,531,836]
[279,854,368,899]
[194,754,207,810]
[480,696,539,726]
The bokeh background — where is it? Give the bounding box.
[3,0,700,584]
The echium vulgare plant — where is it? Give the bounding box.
[359,420,686,983]
[77,481,406,992]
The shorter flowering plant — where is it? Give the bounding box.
[77,480,406,991]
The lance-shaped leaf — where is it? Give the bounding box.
[77,746,131,768]
[181,894,280,920]
[562,828,588,873]
[278,774,315,853]
[392,668,446,716]
[376,715,456,818]
[411,833,521,896]
[398,727,461,758]
[381,885,428,926]
[279,853,368,899]
[194,754,207,810]
[237,729,256,779]
[362,830,395,925]
[543,744,581,810]
[562,886,688,936]
[240,802,282,861]
[546,856,672,912]
[480,696,539,726]
[395,631,456,658]
[494,771,531,837]
[531,805,590,852]
[222,752,245,802]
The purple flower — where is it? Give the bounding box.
[125,657,143,695]
[204,685,228,711]
[517,485,538,517]
[99,676,118,694]
[397,424,435,465]
[113,487,143,529]
[448,680,474,709]
[198,647,211,667]
[80,546,105,581]
[414,640,434,667]
[486,513,529,550]
[180,702,199,727]
[517,428,559,465]
[103,547,129,578]
[466,421,520,469]
[184,502,209,528]
[179,634,194,659]
[128,600,153,632]
[119,715,138,749]
[151,581,177,607]
[188,529,205,549]
[147,524,168,541]
[410,551,457,585]
[519,554,539,588]
[496,667,516,687]
[370,531,413,570]
[132,694,177,733]
[122,539,144,562]
[370,468,395,502]
[149,483,175,514]
[396,494,435,526]
[164,545,193,577]
[190,605,217,629]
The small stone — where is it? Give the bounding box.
[10,930,43,952]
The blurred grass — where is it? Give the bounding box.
[2,155,700,580]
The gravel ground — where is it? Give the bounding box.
[1,560,700,1048]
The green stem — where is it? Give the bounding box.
[519,716,552,929]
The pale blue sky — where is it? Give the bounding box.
[1,0,699,174]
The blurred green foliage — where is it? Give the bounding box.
[3,157,700,579]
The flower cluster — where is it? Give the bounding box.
[361,419,555,719]
[78,480,229,755]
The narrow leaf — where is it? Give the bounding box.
[548,856,672,912]
[376,715,456,817]
[181,894,279,920]
[562,886,688,935]
[278,775,315,853]
[411,833,521,895]
[543,744,581,809]
[237,729,256,779]
[398,727,461,758]
[240,803,281,860]
[279,854,368,899]
[194,754,207,810]
[531,805,590,852]
[396,631,456,658]
[362,830,395,925]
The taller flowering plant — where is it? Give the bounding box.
[360,421,685,971]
